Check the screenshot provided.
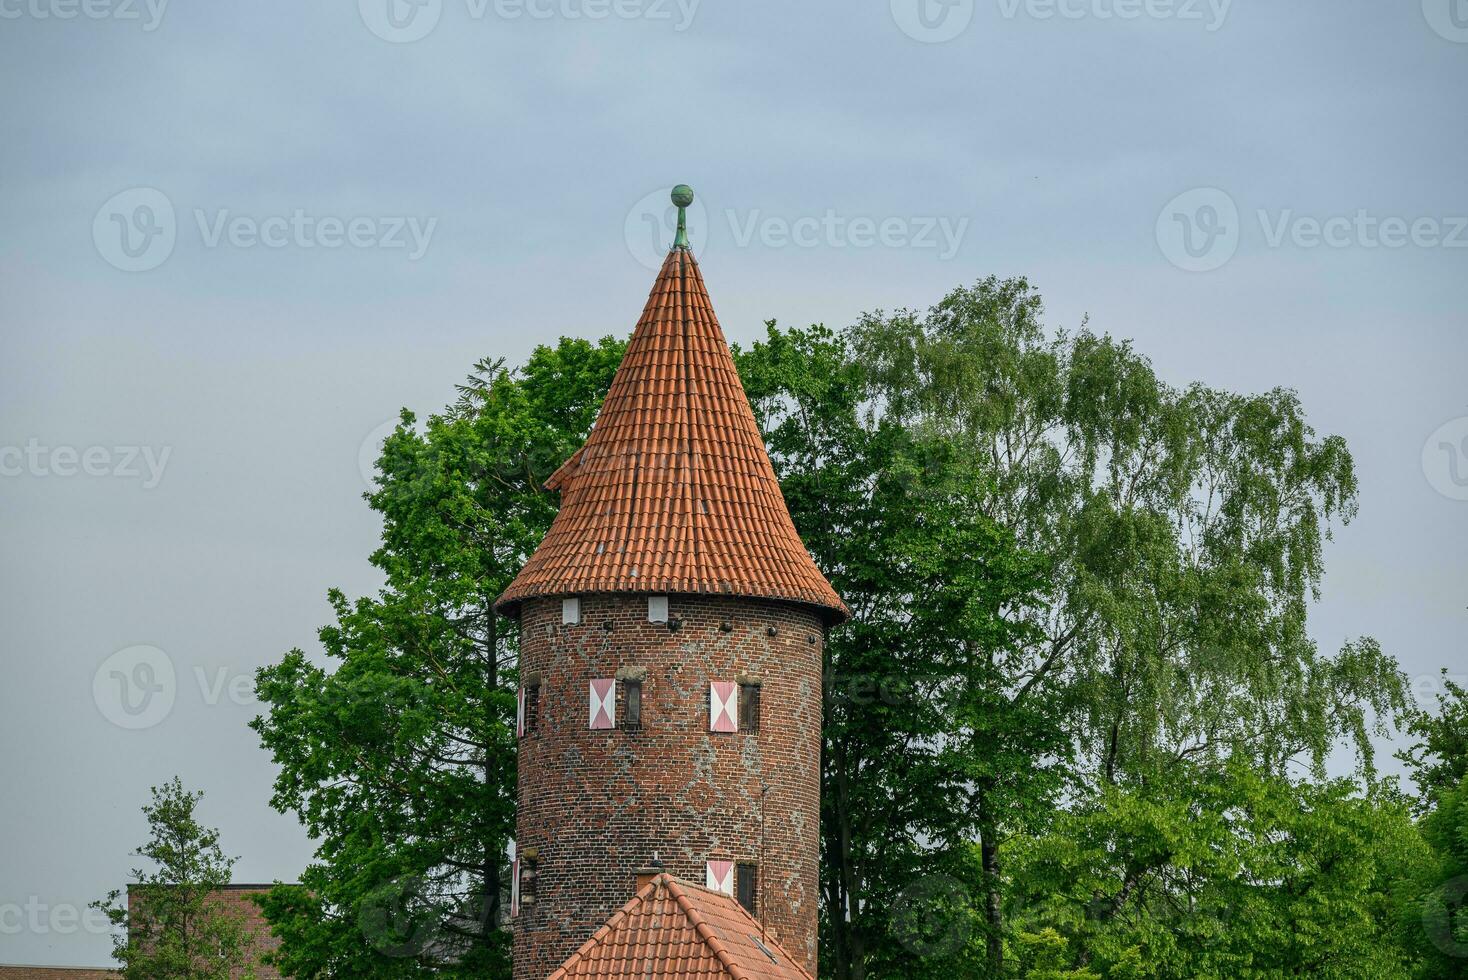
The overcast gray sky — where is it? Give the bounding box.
[2,0,1465,967]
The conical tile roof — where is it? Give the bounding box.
[495,247,847,622]
[547,874,816,980]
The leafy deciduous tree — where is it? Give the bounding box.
[92,777,260,980]
[251,338,624,978]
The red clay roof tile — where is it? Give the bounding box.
[495,249,847,622]
[546,874,815,980]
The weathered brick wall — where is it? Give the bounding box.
[125,885,282,979]
[512,593,823,979]
[0,968,117,979]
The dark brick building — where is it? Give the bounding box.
[0,884,281,980]
[497,186,846,978]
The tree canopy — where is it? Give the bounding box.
[253,277,1460,978]
[93,778,261,980]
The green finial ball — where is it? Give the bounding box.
[671,184,695,208]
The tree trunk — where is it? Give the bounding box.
[977,788,1003,976]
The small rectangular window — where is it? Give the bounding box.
[739,683,761,733]
[648,595,669,622]
[622,679,642,731]
[525,682,541,734]
[562,597,581,625]
[736,863,758,915]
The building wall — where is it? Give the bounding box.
[512,593,823,979]
[126,885,282,979]
[2,886,284,980]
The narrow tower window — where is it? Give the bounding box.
[622,679,642,731]
[647,595,669,622]
[525,681,541,734]
[561,597,581,625]
[736,863,758,915]
[739,682,761,733]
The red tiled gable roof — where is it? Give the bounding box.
[495,248,847,622]
[548,874,815,980]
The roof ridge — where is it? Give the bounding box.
[664,876,750,980]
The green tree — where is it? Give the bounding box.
[741,277,1411,978]
[1395,677,1468,976]
[1006,760,1433,978]
[1399,671,1468,809]
[737,324,1067,979]
[1406,776,1468,977]
[251,338,624,978]
[92,777,260,980]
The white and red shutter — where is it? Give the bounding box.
[710,681,738,733]
[516,685,526,738]
[589,678,616,730]
[706,860,734,895]
[510,855,521,917]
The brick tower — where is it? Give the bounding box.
[496,185,847,978]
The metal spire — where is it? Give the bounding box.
[671,184,694,249]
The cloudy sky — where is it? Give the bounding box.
[2,0,1465,967]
